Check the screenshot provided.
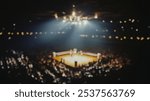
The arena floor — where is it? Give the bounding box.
[54,54,97,67]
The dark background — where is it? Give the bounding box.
[0,0,149,21]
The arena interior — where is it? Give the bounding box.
[0,0,150,84]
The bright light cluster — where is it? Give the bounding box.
[54,6,98,25]
[55,11,89,25]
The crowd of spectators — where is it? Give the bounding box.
[0,49,131,84]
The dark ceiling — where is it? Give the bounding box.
[0,0,149,20]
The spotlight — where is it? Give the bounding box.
[54,13,58,19]
[0,32,2,35]
[72,11,76,17]
[130,37,133,40]
[115,36,119,39]
[73,4,75,8]
[94,13,98,19]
